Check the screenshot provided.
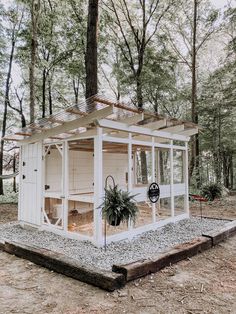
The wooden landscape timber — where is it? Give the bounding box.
[113,220,236,282]
[1,240,126,291]
[0,219,235,290]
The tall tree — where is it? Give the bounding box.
[85,0,99,100]
[164,0,219,186]
[103,0,173,108]
[0,6,24,195]
[29,0,40,124]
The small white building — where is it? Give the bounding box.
[5,95,198,247]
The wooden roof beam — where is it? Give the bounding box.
[93,96,141,114]
[162,124,185,133]
[21,105,114,144]
[96,119,189,141]
[3,136,23,142]
[142,119,167,130]
[178,128,198,137]
[15,132,32,137]
[47,117,65,124]
[119,113,144,125]
[66,107,87,116]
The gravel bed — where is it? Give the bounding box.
[0,218,228,270]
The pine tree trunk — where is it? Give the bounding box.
[189,0,200,187]
[85,0,98,106]
[0,38,15,195]
[29,0,40,123]
[48,78,53,115]
[42,68,46,118]
[230,155,233,189]
[136,75,143,109]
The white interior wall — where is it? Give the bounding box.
[45,148,62,192]
[45,149,129,194]
[103,152,128,188]
[69,150,94,193]
[20,142,42,226]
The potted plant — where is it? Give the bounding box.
[100,185,139,226]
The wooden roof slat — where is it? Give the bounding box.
[162,124,185,133]
[48,136,65,140]
[21,106,114,144]
[93,96,141,114]
[3,136,22,142]
[142,119,167,130]
[97,118,190,141]
[15,132,32,137]
[47,117,65,124]
[119,113,144,125]
[178,128,198,137]
[66,108,87,116]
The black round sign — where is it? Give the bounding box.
[148,182,160,203]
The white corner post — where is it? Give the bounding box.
[63,141,69,232]
[128,133,132,192]
[170,140,175,217]
[94,127,103,246]
[128,132,133,230]
[18,145,23,222]
[151,137,156,223]
[184,141,189,216]
[156,147,161,217]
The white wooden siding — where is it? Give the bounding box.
[45,148,62,192]
[19,142,42,226]
[103,153,128,188]
[69,151,94,193]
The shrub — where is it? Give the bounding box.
[200,183,222,201]
[100,185,139,226]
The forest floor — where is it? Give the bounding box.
[0,197,235,314]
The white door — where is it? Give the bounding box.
[19,142,42,226]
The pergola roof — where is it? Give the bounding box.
[3,95,199,144]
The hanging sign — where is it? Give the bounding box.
[148,182,160,203]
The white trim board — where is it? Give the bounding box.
[96,119,190,142]
[21,106,114,144]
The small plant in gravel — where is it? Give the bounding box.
[201,182,223,201]
[100,185,139,226]
[0,183,18,204]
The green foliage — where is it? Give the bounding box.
[100,185,139,226]
[0,182,18,204]
[200,183,222,201]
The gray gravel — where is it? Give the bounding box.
[0,218,228,270]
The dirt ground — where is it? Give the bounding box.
[0,198,235,314]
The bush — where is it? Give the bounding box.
[100,185,139,226]
[0,182,18,204]
[201,183,222,201]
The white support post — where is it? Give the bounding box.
[94,127,103,246]
[63,141,69,232]
[170,140,175,217]
[184,142,189,216]
[128,133,132,192]
[156,148,161,219]
[41,145,46,225]
[18,145,22,222]
[151,137,156,223]
[128,133,133,230]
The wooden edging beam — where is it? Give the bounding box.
[0,241,125,291]
[1,221,234,290]
[113,220,236,282]
[202,220,236,246]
